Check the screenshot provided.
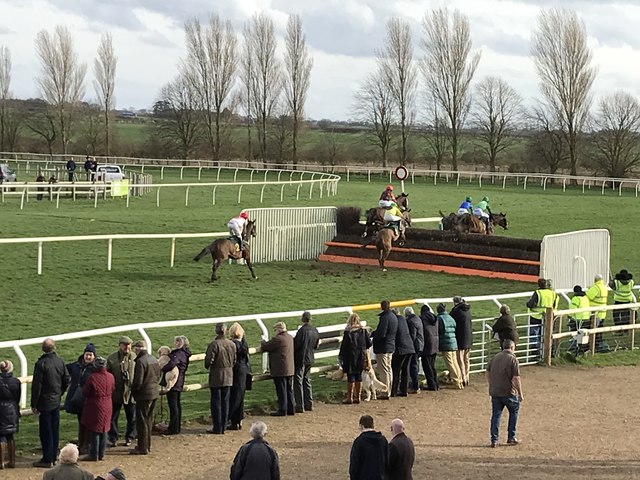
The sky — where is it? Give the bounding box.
[1,0,640,121]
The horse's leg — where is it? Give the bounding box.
[244,253,258,279]
[211,258,222,282]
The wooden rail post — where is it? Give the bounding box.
[630,309,636,350]
[543,307,554,366]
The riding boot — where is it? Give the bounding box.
[342,382,354,404]
[7,439,15,468]
[353,382,362,404]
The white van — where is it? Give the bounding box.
[94,165,125,182]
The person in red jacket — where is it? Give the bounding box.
[82,357,115,461]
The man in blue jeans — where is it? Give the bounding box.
[486,339,523,448]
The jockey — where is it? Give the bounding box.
[383,203,404,236]
[473,196,491,231]
[378,185,397,208]
[227,210,248,250]
[457,196,473,215]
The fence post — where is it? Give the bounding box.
[107,238,113,271]
[543,307,554,366]
[13,345,28,409]
[37,241,43,275]
[170,237,176,267]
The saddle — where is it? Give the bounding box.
[383,222,401,235]
[227,237,245,251]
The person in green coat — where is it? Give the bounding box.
[436,303,463,389]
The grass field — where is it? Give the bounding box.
[1,168,638,451]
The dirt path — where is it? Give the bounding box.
[5,365,640,479]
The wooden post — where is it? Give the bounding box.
[630,309,636,350]
[589,315,597,355]
[543,307,554,366]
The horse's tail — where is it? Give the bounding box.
[193,244,212,262]
[439,210,446,218]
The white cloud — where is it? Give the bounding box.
[0,0,639,119]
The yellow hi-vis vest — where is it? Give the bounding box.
[586,280,608,320]
[570,295,591,320]
[528,288,559,320]
[613,279,634,303]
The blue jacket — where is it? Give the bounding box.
[372,310,398,354]
[394,315,415,355]
[459,200,472,211]
[438,313,458,352]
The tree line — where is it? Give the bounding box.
[0,8,639,177]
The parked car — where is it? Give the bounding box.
[94,165,125,182]
[0,164,17,183]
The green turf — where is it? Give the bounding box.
[1,168,636,451]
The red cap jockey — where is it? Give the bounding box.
[386,185,394,191]
[240,211,248,220]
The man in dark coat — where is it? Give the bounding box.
[204,323,236,434]
[107,336,136,447]
[262,322,295,416]
[391,309,415,397]
[31,338,71,468]
[372,300,398,400]
[230,421,280,480]
[404,307,424,394]
[293,311,320,413]
[349,415,388,480]
[388,419,415,480]
[419,305,439,391]
[492,305,519,348]
[66,157,76,181]
[0,360,20,469]
[450,296,473,386]
[129,340,161,455]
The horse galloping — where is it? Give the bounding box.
[362,193,410,239]
[376,216,412,271]
[439,211,508,235]
[193,220,258,282]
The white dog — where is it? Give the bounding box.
[361,368,388,401]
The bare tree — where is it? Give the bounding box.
[34,25,87,154]
[422,95,449,170]
[241,22,255,161]
[284,14,313,166]
[527,105,568,174]
[353,70,395,167]
[93,32,117,156]
[0,45,12,152]
[379,17,417,165]
[473,76,523,172]
[184,14,238,162]
[421,8,480,170]
[155,74,201,159]
[532,8,596,176]
[247,13,282,162]
[26,100,58,156]
[591,91,640,178]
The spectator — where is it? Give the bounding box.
[31,338,70,468]
[84,156,93,181]
[81,357,115,461]
[162,336,191,435]
[106,336,136,448]
[492,305,519,349]
[610,269,635,328]
[96,467,127,480]
[338,313,372,404]
[586,274,609,350]
[66,157,76,182]
[371,300,398,400]
[349,415,388,480]
[293,311,320,413]
[261,322,295,416]
[204,324,236,434]
[387,418,415,480]
[450,296,473,386]
[404,307,424,394]
[64,343,96,455]
[230,421,280,480]
[419,305,439,391]
[526,278,559,354]
[391,308,414,397]
[568,285,591,332]
[157,346,178,392]
[436,303,463,389]
[0,360,20,469]
[129,339,161,455]
[42,443,93,480]
[487,339,523,448]
[228,323,250,431]
[36,172,46,201]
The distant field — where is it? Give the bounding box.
[1,169,637,451]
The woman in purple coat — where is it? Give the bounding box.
[162,336,191,435]
[81,357,115,461]
[0,360,20,469]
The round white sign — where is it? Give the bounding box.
[394,165,409,181]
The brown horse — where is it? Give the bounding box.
[362,210,411,248]
[193,220,257,281]
[362,193,410,239]
[439,211,508,235]
[376,227,397,271]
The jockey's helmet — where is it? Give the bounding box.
[240,211,248,219]
[386,185,394,191]
[465,196,472,202]
[482,196,489,202]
